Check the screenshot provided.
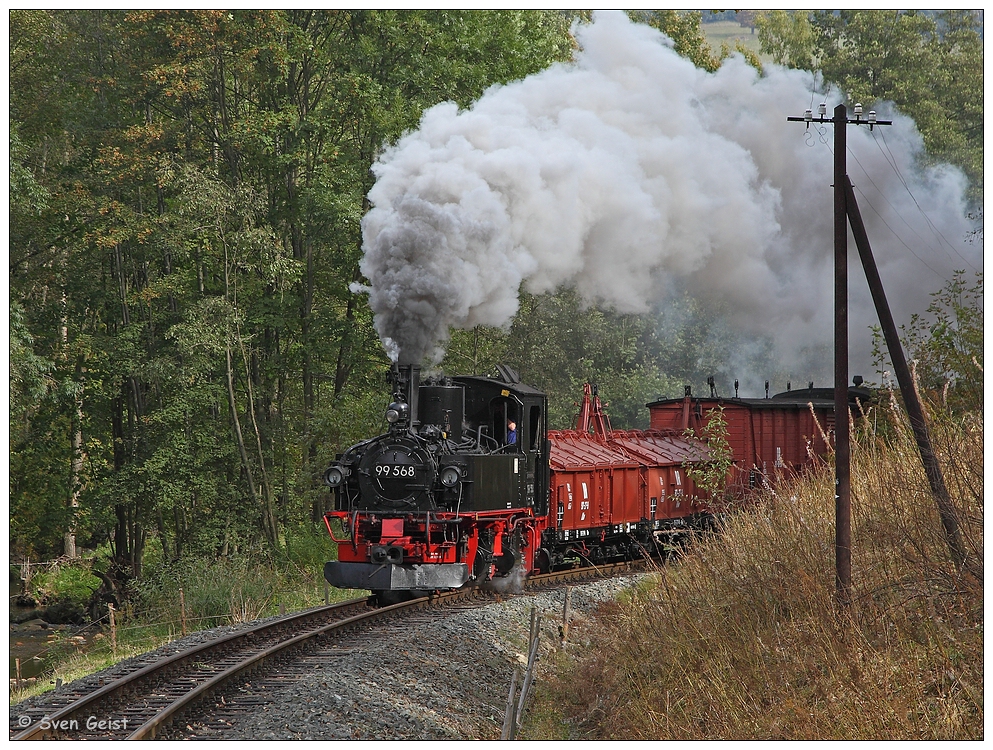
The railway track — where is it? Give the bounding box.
[10,598,378,740]
[11,561,645,741]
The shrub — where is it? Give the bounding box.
[24,562,100,606]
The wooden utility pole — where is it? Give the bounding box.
[832,103,852,605]
[788,102,891,605]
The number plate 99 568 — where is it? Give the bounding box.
[376,464,416,478]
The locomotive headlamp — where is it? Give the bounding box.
[440,466,461,488]
[385,402,408,424]
[323,465,344,488]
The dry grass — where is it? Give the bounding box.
[525,400,983,740]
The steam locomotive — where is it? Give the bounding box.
[322,364,866,601]
[322,364,549,596]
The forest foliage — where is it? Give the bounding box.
[756,10,984,202]
[9,11,983,580]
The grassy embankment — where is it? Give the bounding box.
[10,531,364,703]
[524,396,983,740]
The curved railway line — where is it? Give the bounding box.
[11,562,643,741]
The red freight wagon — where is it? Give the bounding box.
[647,385,870,491]
[607,430,710,521]
[547,431,641,543]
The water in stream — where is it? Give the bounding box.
[9,603,99,684]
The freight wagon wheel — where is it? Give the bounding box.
[591,546,605,565]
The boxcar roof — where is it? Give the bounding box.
[647,386,872,411]
[607,430,710,465]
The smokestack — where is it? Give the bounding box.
[390,364,421,428]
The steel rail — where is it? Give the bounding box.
[527,559,649,589]
[11,597,370,741]
[14,562,647,741]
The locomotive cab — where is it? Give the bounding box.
[322,364,549,600]
[453,371,548,514]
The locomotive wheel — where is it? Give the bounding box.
[472,538,495,583]
[494,530,523,576]
[534,548,552,575]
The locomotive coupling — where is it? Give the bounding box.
[370,545,405,565]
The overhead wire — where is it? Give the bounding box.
[871,127,980,272]
[849,180,947,282]
[844,147,950,282]
[808,113,977,282]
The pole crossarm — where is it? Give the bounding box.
[787,103,892,131]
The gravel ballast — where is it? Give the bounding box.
[223,576,642,740]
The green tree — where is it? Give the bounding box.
[478,287,760,431]
[683,407,734,500]
[9,10,578,570]
[755,10,816,70]
[632,10,722,72]
[757,10,983,203]
[631,10,763,73]
[874,271,983,414]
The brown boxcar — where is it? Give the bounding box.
[647,385,869,491]
[606,430,710,522]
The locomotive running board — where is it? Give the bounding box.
[324,561,469,591]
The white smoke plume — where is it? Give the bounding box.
[357,11,981,378]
